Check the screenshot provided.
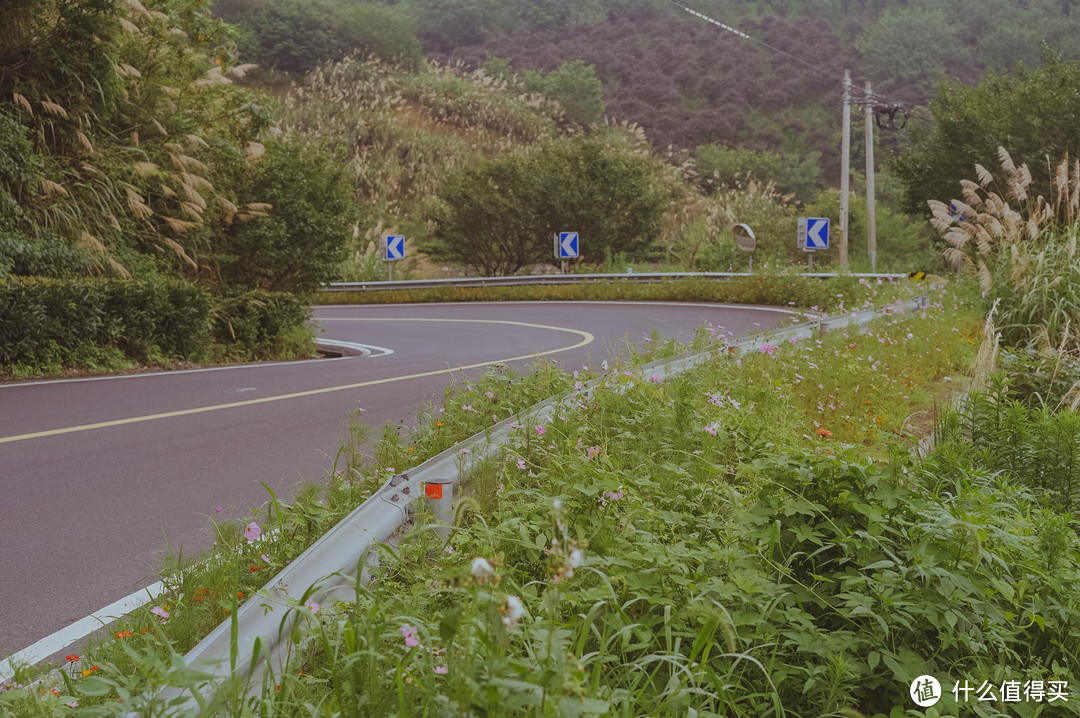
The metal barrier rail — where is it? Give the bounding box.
[323,271,909,293]
[146,294,930,713]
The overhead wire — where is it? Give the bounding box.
[666,0,929,112]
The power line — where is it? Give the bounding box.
[667,0,927,110]
[666,0,836,80]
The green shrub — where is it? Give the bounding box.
[937,375,1080,512]
[316,275,914,311]
[425,134,668,275]
[209,288,312,360]
[999,347,1080,409]
[695,144,823,205]
[0,279,313,374]
[0,278,212,369]
[217,137,354,293]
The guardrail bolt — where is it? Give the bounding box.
[424,478,457,541]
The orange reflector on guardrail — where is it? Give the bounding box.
[424,483,443,500]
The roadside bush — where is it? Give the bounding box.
[0,279,313,374]
[217,137,354,293]
[0,278,211,369]
[209,289,311,361]
[316,275,915,312]
[425,134,667,275]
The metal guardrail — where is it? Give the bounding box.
[323,271,909,293]
[145,294,930,713]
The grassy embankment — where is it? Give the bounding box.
[7,282,1053,718]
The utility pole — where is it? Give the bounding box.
[839,70,852,270]
[865,81,877,272]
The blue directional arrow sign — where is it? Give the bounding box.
[802,218,830,250]
[557,231,579,259]
[385,234,405,261]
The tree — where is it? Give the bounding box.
[855,4,964,93]
[214,0,422,73]
[425,135,667,275]
[524,60,606,125]
[893,50,1080,214]
[695,145,823,204]
[408,0,496,52]
[215,137,353,293]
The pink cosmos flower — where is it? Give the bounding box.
[650,374,661,383]
[434,666,448,675]
[151,606,169,619]
[535,425,546,436]
[244,522,261,543]
[759,343,776,356]
[517,457,527,470]
[305,600,320,614]
[215,506,224,513]
[704,423,719,437]
[586,446,600,458]
[399,624,420,647]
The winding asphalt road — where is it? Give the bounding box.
[0,301,789,657]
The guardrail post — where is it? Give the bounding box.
[424,478,457,541]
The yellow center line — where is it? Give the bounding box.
[0,319,594,445]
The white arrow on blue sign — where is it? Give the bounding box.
[385,234,405,261]
[557,232,579,259]
[803,218,830,250]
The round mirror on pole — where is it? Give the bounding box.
[732,223,756,273]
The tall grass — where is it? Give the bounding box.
[930,148,1080,352]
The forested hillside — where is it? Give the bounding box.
[214,0,1080,213]
[7,0,1080,373]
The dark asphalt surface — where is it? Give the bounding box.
[0,302,789,655]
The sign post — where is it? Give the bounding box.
[554,231,579,274]
[384,234,405,281]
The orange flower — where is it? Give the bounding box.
[237,591,245,599]
[116,630,133,639]
[51,688,60,696]
[65,654,80,662]
[249,565,264,572]
[816,428,833,438]
[82,669,91,677]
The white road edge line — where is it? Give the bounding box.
[0,526,290,682]
[313,339,395,358]
[0,583,165,680]
[0,340,394,389]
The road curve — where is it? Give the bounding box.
[0,302,789,655]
